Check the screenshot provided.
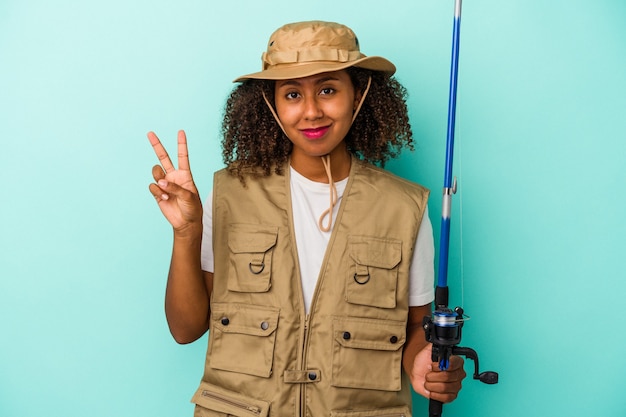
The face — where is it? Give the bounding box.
[274,70,360,166]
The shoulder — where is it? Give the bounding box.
[213,166,278,190]
[353,158,429,197]
[213,166,288,205]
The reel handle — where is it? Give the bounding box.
[423,308,499,417]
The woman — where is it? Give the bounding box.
[148,20,465,417]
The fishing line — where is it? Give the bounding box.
[458,105,465,309]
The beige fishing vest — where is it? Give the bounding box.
[192,157,429,417]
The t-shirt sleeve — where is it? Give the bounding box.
[200,191,214,273]
[408,206,435,307]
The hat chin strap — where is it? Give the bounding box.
[351,75,372,124]
[262,91,288,136]
[261,75,372,137]
[262,76,372,232]
[317,76,371,232]
[317,154,339,232]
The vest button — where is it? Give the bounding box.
[308,372,317,381]
[221,317,230,326]
[390,335,398,344]
[343,331,351,340]
[260,321,269,330]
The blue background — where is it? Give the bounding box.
[1,0,625,416]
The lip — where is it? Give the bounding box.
[300,126,330,140]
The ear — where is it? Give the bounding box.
[353,88,363,111]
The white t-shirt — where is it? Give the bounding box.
[201,167,435,313]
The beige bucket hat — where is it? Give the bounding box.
[234,21,396,82]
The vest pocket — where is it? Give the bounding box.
[330,405,411,417]
[331,317,406,391]
[227,224,278,293]
[347,236,402,309]
[191,380,270,417]
[208,302,279,378]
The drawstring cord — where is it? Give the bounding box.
[318,155,338,232]
[351,76,371,124]
[261,76,371,134]
[316,77,369,232]
[262,91,287,135]
[261,76,372,232]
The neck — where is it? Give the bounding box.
[290,147,351,183]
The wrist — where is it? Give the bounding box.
[172,222,203,242]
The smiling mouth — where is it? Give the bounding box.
[301,126,330,139]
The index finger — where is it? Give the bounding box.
[147,131,175,174]
[177,130,191,171]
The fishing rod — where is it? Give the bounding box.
[422,1,498,416]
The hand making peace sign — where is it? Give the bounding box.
[147,130,203,233]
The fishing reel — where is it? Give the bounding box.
[422,298,498,417]
[423,305,498,385]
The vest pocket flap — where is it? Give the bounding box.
[333,317,406,351]
[228,224,278,253]
[192,381,270,417]
[349,236,402,269]
[211,303,279,336]
[212,302,279,337]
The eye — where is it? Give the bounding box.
[320,87,335,95]
[285,91,300,100]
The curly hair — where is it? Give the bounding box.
[220,67,414,182]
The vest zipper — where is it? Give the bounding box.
[200,390,262,415]
[303,314,310,342]
[299,313,311,416]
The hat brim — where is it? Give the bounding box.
[233,56,396,82]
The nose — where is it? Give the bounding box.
[303,95,323,120]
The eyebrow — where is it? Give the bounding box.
[277,76,340,88]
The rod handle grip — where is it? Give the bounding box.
[429,399,443,417]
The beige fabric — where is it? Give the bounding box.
[234,21,396,82]
[193,157,429,416]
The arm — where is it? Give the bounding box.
[148,130,212,344]
[164,235,213,344]
[404,305,466,403]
